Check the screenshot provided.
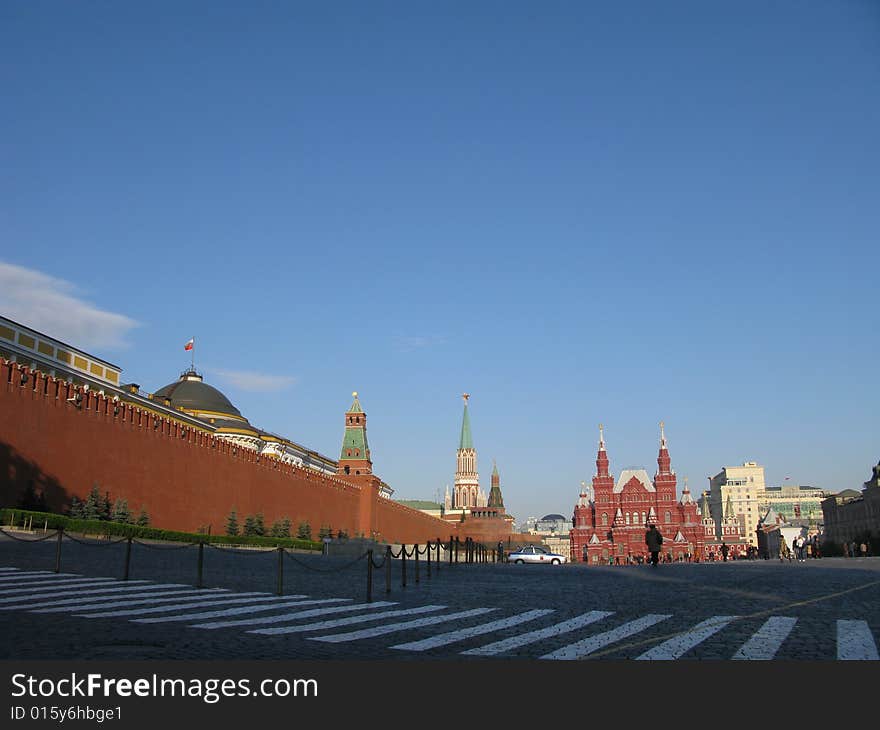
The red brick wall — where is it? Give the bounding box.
[0,360,509,545]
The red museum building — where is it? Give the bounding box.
[570,423,723,564]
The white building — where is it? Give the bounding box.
[708,462,766,547]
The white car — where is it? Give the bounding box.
[507,546,568,564]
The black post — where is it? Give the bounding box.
[54,528,63,573]
[197,542,204,588]
[401,544,407,588]
[385,545,392,594]
[455,537,460,564]
[448,536,453,565]
[492,548,496,563]
[366,549,373,603]
[414,544,420,584]
[436,538,441,573]
[426,541,431,579]
[123,536,132,581]
[276,547,284,596]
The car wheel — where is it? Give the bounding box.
[515,559,524,564]
[551,558,561,565]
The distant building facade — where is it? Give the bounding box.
[821,460,880,547]
[570,424,713,564]
[708,462,765,547]
[758,484,827,529]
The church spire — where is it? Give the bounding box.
[454,393,479,509]
[459,393,473,449]
[656,420,672,476]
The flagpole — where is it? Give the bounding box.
[191,337,195,372]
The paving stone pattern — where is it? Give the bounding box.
[1,535,878,661]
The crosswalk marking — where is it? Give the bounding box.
[78,593,291,618]
[837,620,879,660]
[250,605,447,636]
[462,610,614,657]
[392,609,555,652]
[731,616,798,660]
[0,572,78,583]
[635,615,738,660]
[0,582,186,605]
[134,598,378,624]
[192,601,387,630]
[541,614,672,660]
[21,589,230,613]
[0,578,124,594]
[308,608,497,644]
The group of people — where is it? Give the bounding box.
[844,540,871,558]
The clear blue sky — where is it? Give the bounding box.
[2,1,878,524]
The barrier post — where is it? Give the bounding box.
[385,545,392,594]
[414,544,420,584]
[54,528,63,573]
[197,542,204,588]
[448,536,453,565]
[276,547,284,596]
[401,544,407,588]
[123,536,133,581]
[366,549,373,603]
[426,541,431,579]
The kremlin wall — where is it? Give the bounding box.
[0,355,516,545]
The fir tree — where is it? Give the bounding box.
[318,525,332,540]
[296,521,312,540]
[225,509,239,536]
[136,508,150,527]
[253,513,266,537]
[243,515,258,536]
[100,491,112,521]
[68,496,83,519]
[270,517,291,538]
[337,529,348,539]
[111,498,132,524]
[82,484,102,521]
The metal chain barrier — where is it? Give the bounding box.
[285,549,369,573]
[64,533,129,546]
[205,543,274,555]
[0,527,61,542]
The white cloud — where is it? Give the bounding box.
[0,261,138,349]
[212,368,298,393]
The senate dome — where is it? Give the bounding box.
[153,369,243,420]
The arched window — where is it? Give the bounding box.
[665,510,671,524]
[601,513,608,526]
[625,513,631,525]
[344,465,350,474]
[641,512,647,525]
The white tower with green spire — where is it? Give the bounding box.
[453,394,483,509]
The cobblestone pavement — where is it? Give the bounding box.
[2,535,878,661]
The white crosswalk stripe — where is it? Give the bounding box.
[837,620,879,660]
[78,593,293,618]
[0,580,158,606]
[191,601,388,630]
[731,616,798,660]
[250,605,447,636]
[0,572,78,583]
[20,589,231,613]
[636,615,738,660]
[0,578,125,594]
[541,614,672,660]
[308,608,497,644]
[0,582,186,605]
[134,598,376,624]
[462,610,614,657]
[392,609,555,652]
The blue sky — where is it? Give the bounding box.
[2,1,878,524]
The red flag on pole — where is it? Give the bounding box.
[184,338,194,351]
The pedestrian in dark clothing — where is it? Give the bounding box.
[720,542,729,562]
[645,524,663,566]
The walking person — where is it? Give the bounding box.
[860,541,868,558]
[645,523,663,567]
[720,542,729,562]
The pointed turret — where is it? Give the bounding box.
[656,421,672,475]
[487,460,505,510]
[453,393,479,509]
[596,423,610,477]
[337,391,372,477]
[653,420,677,500]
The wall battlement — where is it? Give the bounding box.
[0,358,511,543]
